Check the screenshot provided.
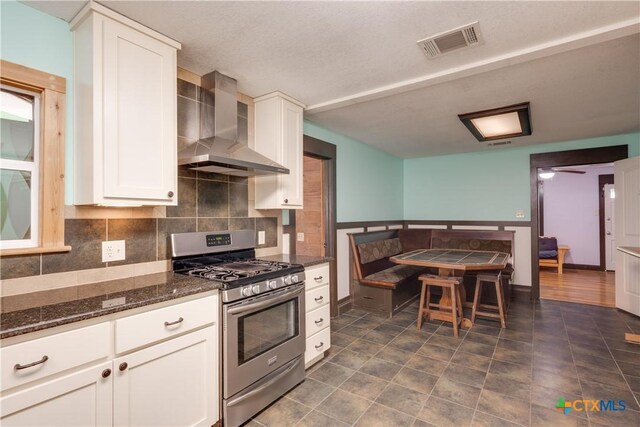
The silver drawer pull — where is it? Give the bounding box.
[315,342,324,350]
[315,318,324,325]
[14,355,48,370]
[314,296,323,303]
[164,317,184,327]
[314,276,323,282]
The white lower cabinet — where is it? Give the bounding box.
[304,263,331,368]
[0,361,113,426]
[0,294,219,427]
[113,326,218,427]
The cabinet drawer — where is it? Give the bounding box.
[305,327,331,365]
[305,285,329,312]
[115,295,217,354]
[305,305,330,337]
[1,323,110,392]
[305,263,329,290]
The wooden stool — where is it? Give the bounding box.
[417,274,464,337]
[471,272,506,328]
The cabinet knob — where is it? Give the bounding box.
[284,198,288,204]
[168,191,174,198]
[119,362,128,371]
[102,369,112,378]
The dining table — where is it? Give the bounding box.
[390,248,510,328]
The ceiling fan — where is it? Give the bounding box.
[538,167,586,179]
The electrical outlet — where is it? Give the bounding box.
[297,232,305,242]
[258,231,266,245]
[102,240,125,262]
[515,210,525,219]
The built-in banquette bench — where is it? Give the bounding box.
[349,228,515,317]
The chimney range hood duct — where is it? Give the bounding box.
[177,71,289,176]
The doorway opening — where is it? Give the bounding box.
[288,135,338,316]
[529,145,628,304]
[537,163,616,306]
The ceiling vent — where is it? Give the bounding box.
[417,22,482,58]
[487,140,512,147]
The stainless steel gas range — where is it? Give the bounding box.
[171,230,306,427]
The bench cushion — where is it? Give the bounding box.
[357,238,403,264]
[363,265,425,287]
[431,236,511,254]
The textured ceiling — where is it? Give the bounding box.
[23,1,640,157]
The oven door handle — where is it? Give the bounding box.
[226,356,303,407]
[227,286,304,316]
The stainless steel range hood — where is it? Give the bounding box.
[177,71,289,176]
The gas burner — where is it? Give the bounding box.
[188,267,251,282]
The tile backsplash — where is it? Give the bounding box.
[0,78,279,290]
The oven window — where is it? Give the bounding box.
[238,298,299,364]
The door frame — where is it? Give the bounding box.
[297,135,338,316]
[529,145,627,300]
[599,174,615,271]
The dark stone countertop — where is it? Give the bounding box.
[0,272,220,340]
[258,254,332,268]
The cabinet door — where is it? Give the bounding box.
[113,326,218,427]
[102,17,177,202]
[279,99,303,207]
[0,362,113,426]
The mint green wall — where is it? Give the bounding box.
[404,133,640,221]
[304,121,404,222]
[1,1,74,204]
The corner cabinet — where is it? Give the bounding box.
[304,262,331,368]
[254,92,305,209]
[71,2,181,206]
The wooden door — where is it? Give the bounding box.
[113,327,218,426]
[0,362,113,426]
[296,155,325,256]
[102,17,177,203]
[614,157,640,316]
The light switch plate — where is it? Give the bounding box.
[258,231,266,245]
[102,240,125,262]
[297,232,305,242]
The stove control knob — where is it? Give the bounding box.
[292,274,299,283]
[284,276,292,285]
[242,287,252,297]
[268,280,277,290]
[252,285,261,294]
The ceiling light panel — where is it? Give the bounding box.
[471,112,522,138]
[458,102,532,142]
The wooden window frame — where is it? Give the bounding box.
[0,60,70,255]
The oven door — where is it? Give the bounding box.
[223,283,305,398]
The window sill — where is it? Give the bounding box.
[0,246,72,257]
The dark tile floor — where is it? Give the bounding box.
[247,294,640,427]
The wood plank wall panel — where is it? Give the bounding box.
[295,156,324,256]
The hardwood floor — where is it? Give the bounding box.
[540,268,615,307]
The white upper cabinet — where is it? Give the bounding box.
[71,2,181,206]
[254,92,305,209]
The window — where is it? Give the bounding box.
[1,86,40,248]
[0,60,69,255]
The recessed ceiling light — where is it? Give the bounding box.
[458,102,532,142]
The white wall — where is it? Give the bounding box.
[542,165,614,266]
